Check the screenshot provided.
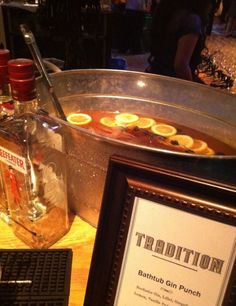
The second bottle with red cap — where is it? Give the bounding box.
[0,49,14,121]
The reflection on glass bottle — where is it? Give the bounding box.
[0,58,69,248]
[4,166,22,206]
[0,163,10,224]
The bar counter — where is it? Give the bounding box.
[0,215,96,306]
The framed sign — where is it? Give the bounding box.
[84,155,236,306]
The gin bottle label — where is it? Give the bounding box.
[0,145,27,174]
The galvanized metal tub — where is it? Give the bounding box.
[36,69,236,227]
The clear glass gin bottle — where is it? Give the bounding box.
[0,58,70,248]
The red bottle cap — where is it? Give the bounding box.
[8,58,35,80]
[0,49,10,65]
[10,78,37,101]
[8,59,37,101]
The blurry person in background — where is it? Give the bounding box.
[145,0,215,82]
[111,0,127,51]
[219,0,232,23]
[206,0,222,34]
[120,0,151,54]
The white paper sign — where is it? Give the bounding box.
[114,197,236,306]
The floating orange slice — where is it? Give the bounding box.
[204,147,215,156]
[169,134,194,149]
[100,117,117,127]
[115,113,139,125]
[67,113,92,125]
[151,124,177,137]
[191,139,208,154]
[135,117,156,129]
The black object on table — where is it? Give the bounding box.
[0,248,72,306]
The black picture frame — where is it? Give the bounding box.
[84,155,236,306]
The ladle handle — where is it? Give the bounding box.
[20,24,67,121]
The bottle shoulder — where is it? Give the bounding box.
[0,111,64,153]
[0,117,26,154]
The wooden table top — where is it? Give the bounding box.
[0,215,96,306]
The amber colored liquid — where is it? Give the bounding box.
[71,110,236,156]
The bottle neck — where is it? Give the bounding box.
[0,83,11,101]
[10,76,38,116]
[14,97,38,117]
[0,83,13,119]
[0,64,10,102]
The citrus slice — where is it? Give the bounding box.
[191,139,208,154]
[135,117,156,129]
[67,113,92,125]
[204,147,215,156]
[169,134,194,149]
[100,117,117,127]
[151,124,177,137]
[115,113,139,125]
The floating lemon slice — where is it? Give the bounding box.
[169,134,194,149]
[115,113,139,125]
[134,117,156,129]
[204,147,215,156]
[67,113,92,125]
[100,117,117,127]
[191,139,208,154]
[151,124,177,137]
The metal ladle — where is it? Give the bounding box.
[20,24,67,121]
